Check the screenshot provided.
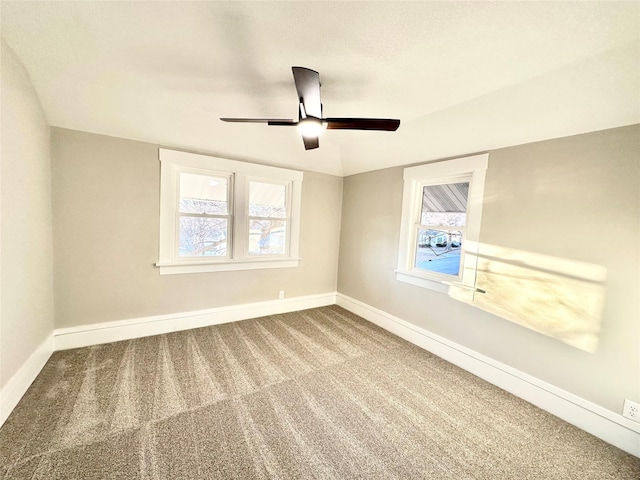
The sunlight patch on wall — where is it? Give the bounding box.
[471,244,606,353]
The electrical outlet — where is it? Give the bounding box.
[623,399,640,422]
[278,290,285,299]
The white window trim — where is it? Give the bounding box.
[157,149,303,275]
[396,153,488,301]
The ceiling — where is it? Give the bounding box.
[1,1,638,177]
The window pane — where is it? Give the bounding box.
[248,219,286,255]
[179,216,227,256]
[179,173,229,214]
[415,229,462,275]
[249,181,286,218]
[421,183,468,226]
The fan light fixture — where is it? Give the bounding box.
[297,117,326,138]
[220,67,400,150]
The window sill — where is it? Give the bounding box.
[156,258,301,275]
[395,269,450,294]
[395,269,481,302]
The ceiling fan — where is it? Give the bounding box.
[220,67,400,150]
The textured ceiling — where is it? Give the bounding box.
[1,1,638,176]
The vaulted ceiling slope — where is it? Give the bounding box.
[2,1,638,176]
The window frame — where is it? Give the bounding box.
[396,154,488,301]
[157,149,303,275]
[176,168,234,260]
[246,177,292,258]
[413,178,470,280]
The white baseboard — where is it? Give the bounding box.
[0,333,54,428]
[336,292,640,458]
[54,292,337,351]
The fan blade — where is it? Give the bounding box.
[324,118,400,131]
[267,120,298,126]
[220,118,295,124]
[292,67,322,119]
[302,135,319,150]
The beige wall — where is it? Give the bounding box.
[338,125,639,413]
[51,128,342,328]
[0,41,54,389]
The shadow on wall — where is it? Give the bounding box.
[470,244,606,353]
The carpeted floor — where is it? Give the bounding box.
[1,305,638,479]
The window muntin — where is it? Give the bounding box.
[157,149,303,274]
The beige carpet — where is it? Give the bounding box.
[1,305,638,479]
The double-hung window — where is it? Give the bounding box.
[396,154,488,301]
[248,180,289,256]
[177,170,232,258]
[414,180,469,276]
[157,149,303,274]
